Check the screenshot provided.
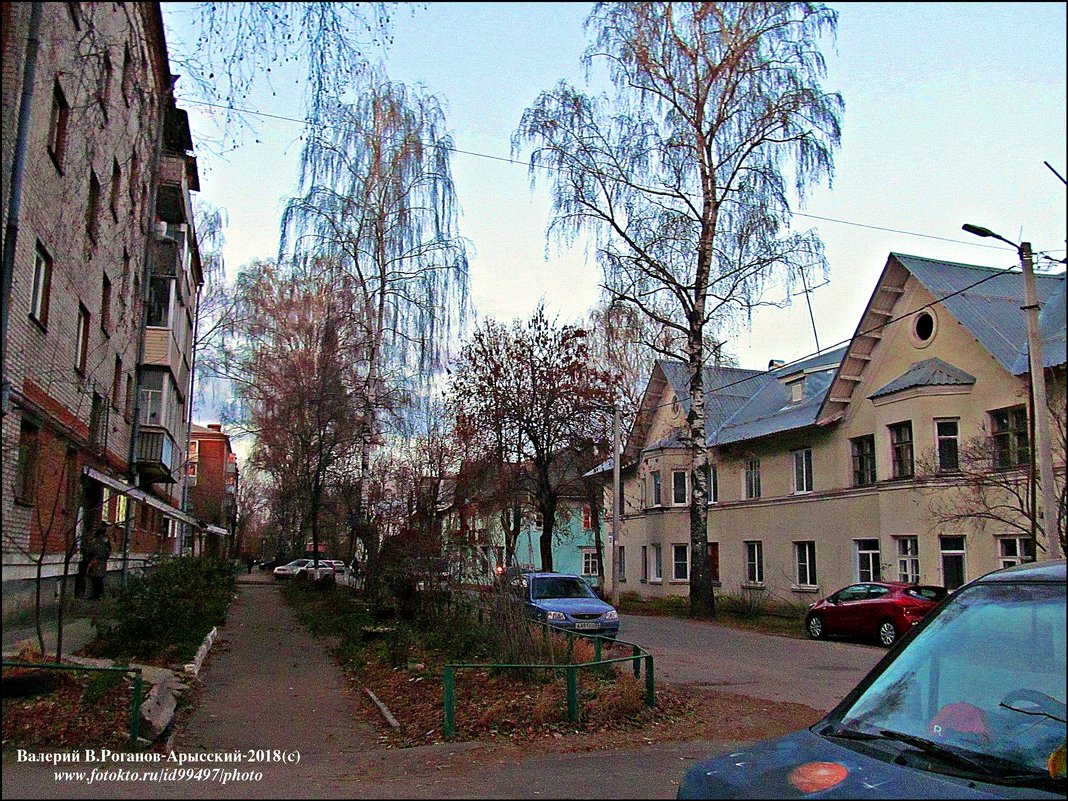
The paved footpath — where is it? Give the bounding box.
[2,575,866,799]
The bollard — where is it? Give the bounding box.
[632,645,641,678]
[443,666,455,737]
[644,654,655,707]
[566,666,578,723]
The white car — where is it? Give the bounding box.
[295,559,346,580]
[273,559,312,578]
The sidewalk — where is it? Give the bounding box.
[2,612,97,660]
[2,574,734,799]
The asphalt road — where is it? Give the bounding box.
[3,577,883,799]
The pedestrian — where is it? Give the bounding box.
[245,553,255,574]
[87,523,112,600]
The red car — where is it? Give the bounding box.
[805,581,947,646]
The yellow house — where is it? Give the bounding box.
[614,253,1066,606]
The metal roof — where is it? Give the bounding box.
[1011,279,1066,375]
[892,254,1065,373]
[869,357,977,399]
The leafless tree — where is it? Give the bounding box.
[513,2,843,617]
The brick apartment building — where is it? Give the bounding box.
[2,2,203,610]
[187,423,240,558]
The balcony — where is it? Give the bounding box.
[136,429,179,484]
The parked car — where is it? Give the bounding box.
[510,571,620,639]
[805,581,947,646]
[258,556,288,571]
[273,559,313,578]
[677,559,1066,799]
[295,559,346,581]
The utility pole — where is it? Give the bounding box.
[1017,242,1062,559]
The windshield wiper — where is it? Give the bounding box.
[823,727,1061,789]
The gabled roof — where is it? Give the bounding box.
[893,254,1065,373]
[869,357,976,399]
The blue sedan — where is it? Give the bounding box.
[517,572,620,639]
[678,560,1066,799]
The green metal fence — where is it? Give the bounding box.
[2,660,144,745]
[442,625,654,738]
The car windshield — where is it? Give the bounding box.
[828,580,1065,785]
[531,576,598,600]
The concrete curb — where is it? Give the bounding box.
[366,688,401,730]
[183,626,218,677]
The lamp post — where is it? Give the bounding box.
[962,224,1062,559]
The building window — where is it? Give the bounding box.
[581,549,598,577]
[14,420,40,505]
[745,458,761,499]
[793,448,813,494]
[75,304,90,374]
[30,242,53,327]
[789,379,805,403]
[991,406,1029,469]
[936,419,959,472]
[651,470,662,507]
[895,536,919,584]
[112,356,122,410]
[650,544,662,582]
[708,463,718,504]
[672,544,689,581]
[146,276,173,327]
[889,421,914,479]
[672,470,687,505]
[855,538,881,582]
[582,506,592,530]
[851,435,876,487]
[86,171,101,243]
[100,273,112,333]
[912,310,937,346]
[88,391,107,448]
[707,542,720,582]
[48,80,69,170]
[124,373,135,419]
[744,540,764,584]
[940,536,966,590]
[998,536,1034,569]
[188,440,199,461]
[640,545,648,584]
[618,545,626,582]
[795,541,817,587]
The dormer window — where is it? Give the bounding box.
[789,379,804,403]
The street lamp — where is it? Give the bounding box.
[962,224,1061,559]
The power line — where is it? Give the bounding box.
[176,96,1036,254]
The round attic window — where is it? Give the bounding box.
[911,310,937,348]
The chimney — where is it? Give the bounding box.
[768,359,785,370]
[207,423,222,431]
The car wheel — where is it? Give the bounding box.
[806,614,825,640]
[878,620,898,647]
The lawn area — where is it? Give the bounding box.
[617,591,809,639]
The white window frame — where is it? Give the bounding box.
[580,548,599,577]
[744,540,764,585]
[854,538,882,582]
[795,541,817,587]
[998,536,1033,569]
[939,536,967,590]
[793,448,813,494]
[649,544,662,583]
[75,304,90,373]
[935,418,960,472]
[672,469,687,506]
[671,544,689,582]
[895,536,919,583]
[31,243,52,326]
[707,463,718,504]
[745,459,761,499]
[651,471,662,507]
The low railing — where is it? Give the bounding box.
[441,625,655,738]
[2,661,144,745]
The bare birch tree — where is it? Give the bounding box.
[513,2,843,617]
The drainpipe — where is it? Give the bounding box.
[122,78,171,586]
[180,267,202,556]
[1,2,44,417]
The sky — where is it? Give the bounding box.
[160,2,1067,425]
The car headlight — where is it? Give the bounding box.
[546,610,566,621]
[604,610,619,621]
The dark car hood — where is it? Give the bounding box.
[676,728,1061,799]
[531,597,614,615]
